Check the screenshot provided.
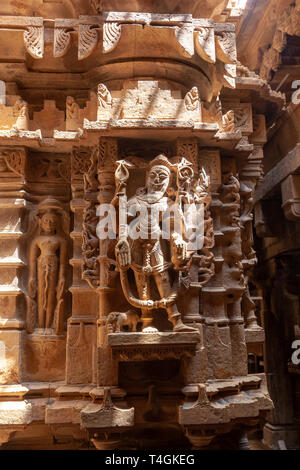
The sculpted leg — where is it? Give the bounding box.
[37,261,46,329]
[133,270,154,331]
[154,271,196,332]
[46,270,57,330]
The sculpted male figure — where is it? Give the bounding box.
[115,154,196,332]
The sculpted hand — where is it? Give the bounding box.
[172,234,187,260]
[115,239,131,268]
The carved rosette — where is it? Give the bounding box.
[103,22,122,53]
[78,24,98,60]
[24,26,44,59]
[54,28,72,58]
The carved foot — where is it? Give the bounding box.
[173,321,197,333]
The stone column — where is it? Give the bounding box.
[96,137,118,387]
[0,147,26,385]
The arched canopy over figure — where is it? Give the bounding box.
[26,198,69,335]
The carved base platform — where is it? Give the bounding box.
[108,332,200,361]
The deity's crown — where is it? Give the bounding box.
[148,154,173,173]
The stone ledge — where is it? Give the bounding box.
[108,331,200,346]
[108,331,200,361]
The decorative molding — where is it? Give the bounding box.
[103,22,121,53]
[78,24,98,60]
[71,147,93,179]
[24,26,44,59]
[215,31,237,64]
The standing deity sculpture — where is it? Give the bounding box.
[113,154,207,333]
[26,198,69,335]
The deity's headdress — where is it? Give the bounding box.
[148,154,173,173]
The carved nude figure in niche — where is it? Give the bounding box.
[26,198,69,336]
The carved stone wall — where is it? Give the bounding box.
[0,0,292,451]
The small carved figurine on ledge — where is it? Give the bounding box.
[26,198,69,336]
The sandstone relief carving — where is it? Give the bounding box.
[53,27,72,58]
[106,310,140,333]
[78,24,98,60]
[26,198,69,336]
[113,153,211,333]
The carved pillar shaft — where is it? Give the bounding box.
[0,147,26,384]
[96,137,118,387]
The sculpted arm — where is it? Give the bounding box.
[28,240,39,298]
[57,238,67,300]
